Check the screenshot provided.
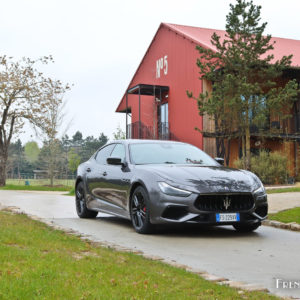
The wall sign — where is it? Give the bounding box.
[156,55,168,78]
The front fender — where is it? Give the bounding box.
[128,170,161,211]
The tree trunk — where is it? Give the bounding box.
[50,174,54,187]
[225,138,231,166]
[245,126,251,170]
[49,158,54,187]
[0,155,7,186]
[241,135,246,169]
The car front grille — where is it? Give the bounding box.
[194,194,254,212]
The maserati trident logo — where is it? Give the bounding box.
[223,196,231,210]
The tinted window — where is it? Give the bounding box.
[95,144,115,164]
[129,143,219,166]
[110,144,126,161]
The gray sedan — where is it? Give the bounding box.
[75,140,268,234]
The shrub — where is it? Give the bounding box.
[234,150,288,184]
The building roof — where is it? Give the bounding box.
[116,23,300,112]
[164,23,300,67]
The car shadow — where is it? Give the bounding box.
[94,215,261,239]
[154,224,261,238]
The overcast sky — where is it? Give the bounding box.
[1,0,300,143]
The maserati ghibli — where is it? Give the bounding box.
[75,140,268,234]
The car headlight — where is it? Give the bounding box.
[254,185,266,195]
[158,182,192,197]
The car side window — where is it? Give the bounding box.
[110,143,126,161]
[95,144,116,165]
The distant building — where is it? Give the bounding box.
[116,23,300,176]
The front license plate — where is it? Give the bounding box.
[216,213,240,222]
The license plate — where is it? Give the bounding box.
[216,213,240,222]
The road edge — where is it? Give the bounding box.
[263,219,300,232]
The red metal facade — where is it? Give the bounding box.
[116,24,204,149]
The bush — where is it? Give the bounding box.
[234,150,288,184]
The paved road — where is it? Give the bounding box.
[267,192,300,213]
[0,190,300,298]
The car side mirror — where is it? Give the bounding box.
[215,157,224,165]
[107,157,123,165]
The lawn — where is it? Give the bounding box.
[0,178,75,192]
[267,187,300,194]
[6,178,75,187]
[0,184,71,192]
[268,207,300,224]
[0,211,278,300]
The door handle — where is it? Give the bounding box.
[102,171,107,176]
[86,168,91,172]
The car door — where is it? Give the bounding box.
[101,143,131,211]
[86,144,116,207]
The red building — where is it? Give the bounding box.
[116,23,300,175]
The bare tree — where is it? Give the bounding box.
[0,55,70,186]
[32,93,71,186]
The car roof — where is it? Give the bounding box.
[112,139,187,146]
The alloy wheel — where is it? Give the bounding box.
[76,184,85,214]
[131,192,146,230]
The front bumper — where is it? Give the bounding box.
[149,190,268,225]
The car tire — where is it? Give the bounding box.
[75,181,98,218]
[233,222,261,232]
[130,186,154,234]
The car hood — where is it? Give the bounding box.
[138,165,259,194]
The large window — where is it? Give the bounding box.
[241,95,269,131]
[160,103,168,123]
[158,103,169,138]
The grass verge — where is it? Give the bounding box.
[0,184,71,192]
[66,187,75,196]
[267,187,300,194]
[0,211,278,299]
[268,207,300,224]
[6,178,74,187]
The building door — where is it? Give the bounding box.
[158,102,169,139]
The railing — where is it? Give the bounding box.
[248,114,300,135]
[126,121,178,140]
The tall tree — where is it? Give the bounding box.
[72,131,83,145]
[187,0,299,169]
[0,55,70,185]
[33,94,70,186]
[37,140,64,185]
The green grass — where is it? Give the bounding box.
[0,184,71,192]
[1,178,75,192]
[66,187,75,196]
[267,187,300,194]
[269,207,300,224]
[6,178,75,187]
[0,211,278,300]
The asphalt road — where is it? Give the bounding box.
[0,190,299,298]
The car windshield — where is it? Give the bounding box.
[129,143,219,166]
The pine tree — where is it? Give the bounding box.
[188,0,299,169]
